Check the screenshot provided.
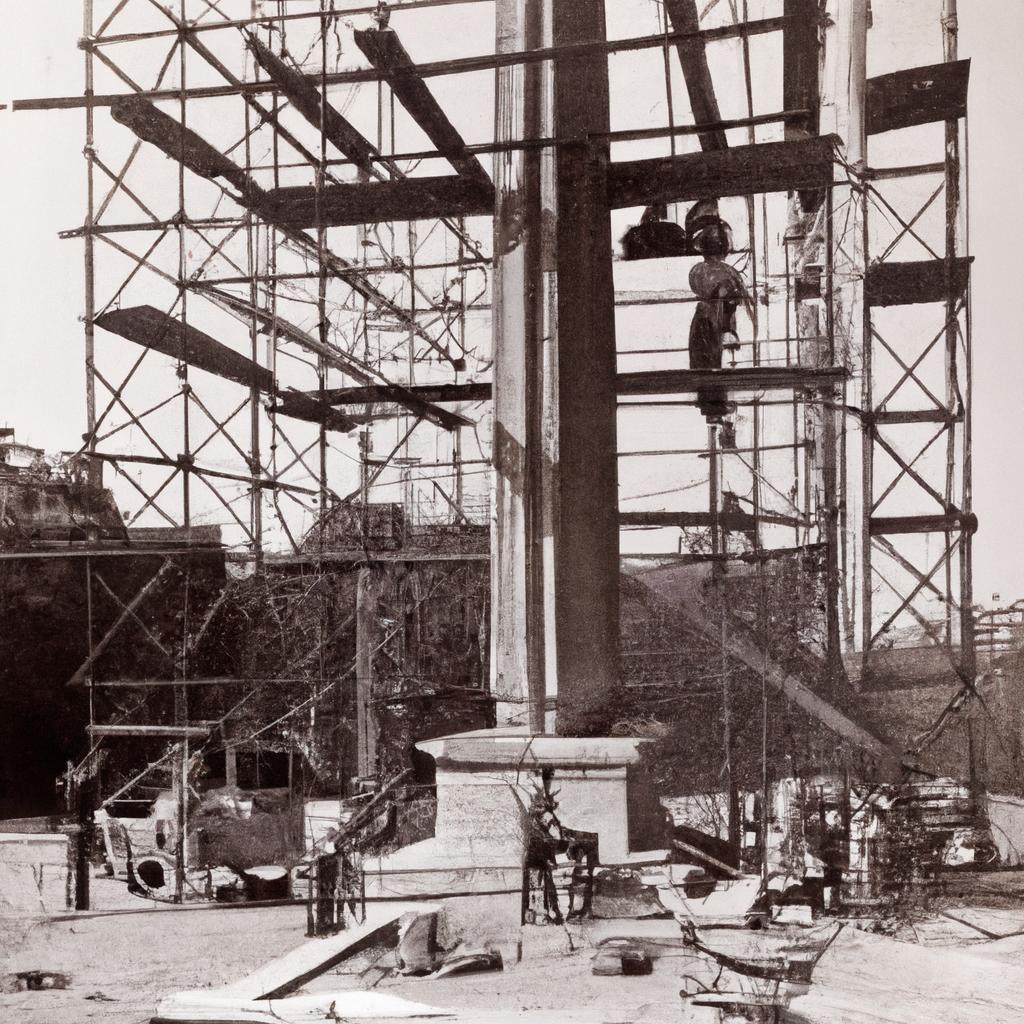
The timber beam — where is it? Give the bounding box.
[663,0,727,150]
[616,365,846,396]
[865,409,963,426]
[870,513,978,536]
[273,390,472,431]
[108,97,466,368]
[245,34,380,175]
[111,96,256,200]
[867,59,970,135]
[90,678,252,688]
[621,510,805,531]
[95,305,275,391]
[256,176,495,228]
[782,0,822,139]
[353,28,494,192]
[608,136,837,208]
[715,620,900,769]
[194,287,465,430]
[193,286,373,384]
[88,724,210,739]
[307,366,845,410]
[94,306,358,432]
[864,257,972,307]
[244,138,843,228]
[637,564,902,768]
[313,382,492,406]
[86,451,338,500]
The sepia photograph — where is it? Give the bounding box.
[1,1,1022,1021]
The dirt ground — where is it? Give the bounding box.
[0,895,307,1023]
[0,879,691,1024]
[305,918,692,1023]
[6,873,1024,1024]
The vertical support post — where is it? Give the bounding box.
[404,222,418,525]
[721,605,739,863]
[75,555,96,911]
[751,400,762,552]
[822,185,843,689]
[454,219,467,514]
[267,13,283,542]
[822,413,843,689]
[306,858,316,937]
[177,8,191,528]
[784,0,829,642]
[83,0,98,490]
[551,0,619,735]
[174,3,191,897]
[174,560,188,904]
[73,781,92,911]
[317,10,330,518]
[709,424,720,556]
[819,4,865,654]
[173,732,188,902]
[243,40,263,558]
[941,0,979,807]
[845,0,868,170]
[224,743,237,789]
[782,0,821,141]
[356,566,378,779]
[859,179,873,666]
[843,0,871,669]
[942,1,971,664]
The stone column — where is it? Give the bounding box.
[492,0,620,734]
[492,0,556,730]
[550,0,620,734]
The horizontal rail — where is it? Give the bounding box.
[13,19,788,111]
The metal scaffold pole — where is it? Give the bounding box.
[83,0,98,488]
[942,0,979,807]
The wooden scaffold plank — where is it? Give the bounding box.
[866,59,970,135]
[255,176,494,228]
[93,306,357,432]
[304,366,847,412]
[608,136,837,209]
[864,257,972,307]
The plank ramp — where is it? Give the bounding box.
[221,903,440,1000]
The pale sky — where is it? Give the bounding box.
[1,1,1022,608]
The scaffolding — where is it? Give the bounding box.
[7,0,977,904]
[850,1,974,688]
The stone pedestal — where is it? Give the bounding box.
[362,729,667,900]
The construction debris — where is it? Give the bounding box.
[591,943,653,977]
[433,947,503,978]
[0,971,70,993]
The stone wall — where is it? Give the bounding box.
[0,832,73,913]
